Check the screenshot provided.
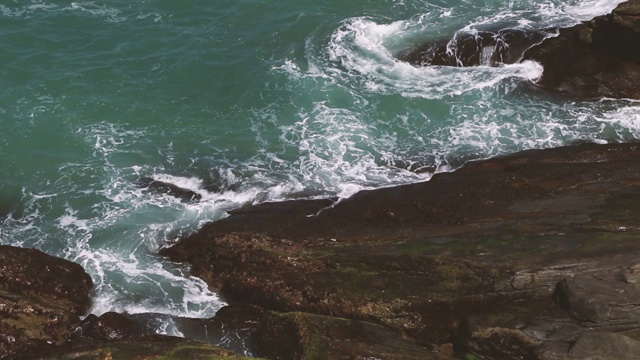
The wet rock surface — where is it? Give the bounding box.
[398,0,640,99]
[136,176,202,202]
[78,312,150,342]
[397,28,550,67]
[162,142,640,359]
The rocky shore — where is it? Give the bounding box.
[0,245,256,359]
[6,142,640,359]
[4,2,640,359]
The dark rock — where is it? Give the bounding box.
[251,311,440,360]
[199,305,265,354]
[592,1,640,63]
[161,142,640,358]
[397,28,550,67]
[129,306,265,355]
[22,311,257,359]
[398,0,640,99]
[0,247,253,359]
[79,312,149,342]
[567,331,640,360]
[461,326,541,360]
[135,177,202,202]
[521,0,640,99]
[0,246,92,313]
[0,245,93,358]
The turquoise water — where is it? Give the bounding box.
[1,0,639,335]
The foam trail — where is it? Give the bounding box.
[326,17,544,99]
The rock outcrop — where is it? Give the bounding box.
[207,305,444,359]
[522,0,640,99]
[162,142,640,359]
[0,245,92,358]
[398,0,640,99]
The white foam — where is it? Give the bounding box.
[0,2,58,17]
[66,2,126,23]
[27,3,57,12]
[0,123,245,333]
[82,248,224,319]
[326,17,544,100]
[271,59,302,78]
[152,174,205,196]
[57,206,91,235]
[594,102,640,139]
[336,183,369,200]
[136,12,165,23]
[560,0,627,21]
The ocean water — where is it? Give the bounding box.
[1,0,639,337]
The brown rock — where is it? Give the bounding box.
[251,311,439,360]
[135,177,202,202]
[0,246,92,314]
[0,245,93,358]
[161,142,640,358]
[80,312,142,342]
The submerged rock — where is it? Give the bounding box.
[162,142,640,359]
[397,28,550,67]
[135,176,202,202]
